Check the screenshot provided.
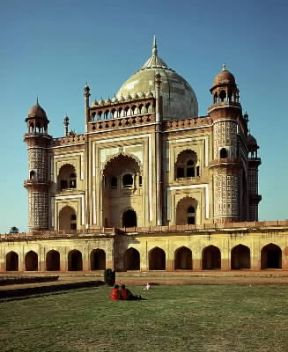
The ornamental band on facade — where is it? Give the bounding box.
[1,38,287,273]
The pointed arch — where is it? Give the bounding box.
[261,243,282,269]
[58,164,77,191]
[175,149,199,179]
[176,196,197,225]
[6,251,19,271]
[124,248,140,271]
[59,206,77,231]
[68,250,83,271]
[103,152,142,175]
[231,245,251,269]
[46,250,60,271]
[174,247,192,270]
[25,251,38,271]
[202,245,221,270]
[149,247,166,270]
[90,249,106,270]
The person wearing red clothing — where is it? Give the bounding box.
[110,284,120,301]
[120,284,143,300]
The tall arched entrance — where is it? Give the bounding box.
[25,251,38,271]
[149,247,166,270]
[174,247,192,270]
[202,245,221,270]
[231,245,251,269]
[6,251,19,271]
[102,153,142,227]
[261,244,282,269]
[176,196,197,225]
[124,248,140,271]
[122,209,137,228]
[90,249,106,270]
[68,250,83,271]
[59,206,77,231]
[46,250,60,271]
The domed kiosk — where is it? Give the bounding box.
[116,37,198,120]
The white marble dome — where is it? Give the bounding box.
[116,38,198,120]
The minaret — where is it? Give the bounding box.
[24,99,52,231]
[208,66,242,223]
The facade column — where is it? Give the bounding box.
[155,72,163,226]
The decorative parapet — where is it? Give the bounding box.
[2,221,288,240]
[163,116,213,131]
[87,96,156,132]
[52,134,86,147]
[88,114,156,132]
[89,96,155,121]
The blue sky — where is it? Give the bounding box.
[0,0,287,232]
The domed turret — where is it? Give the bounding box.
[26,98,49,134]
[212,65,236,87]
[27,100,48,120]
[209,65,240,108]
[116,37,198,120]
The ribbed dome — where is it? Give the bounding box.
[116,37,198,120]
[28,99,48,120]
[213,65,236,87]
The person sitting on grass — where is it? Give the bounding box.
[110,284,120,301]
[120,284,145,300]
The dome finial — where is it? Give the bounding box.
[222,63,227,71]
[152,35,158,56]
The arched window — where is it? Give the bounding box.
[30,170,36,180]
[187,206,196,225]
[122,209,137,228]
[220,148,228,159]
[58,164,77,191]
[123,174,133,187]
[175,150,199,179]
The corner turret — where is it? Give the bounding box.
[24,99,52,231]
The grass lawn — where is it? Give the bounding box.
[0,284,287,351]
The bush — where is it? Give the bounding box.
[104,269,115,286]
